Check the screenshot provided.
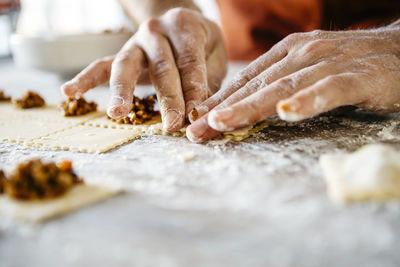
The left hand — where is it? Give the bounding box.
[186,25,400,142]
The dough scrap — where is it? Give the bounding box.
[320,143,400,204]
[0,184,120,223]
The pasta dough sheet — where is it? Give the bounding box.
[0,103,103,143]
[0,185,120,223]
[29,125,144,153]
[0,102,269,153]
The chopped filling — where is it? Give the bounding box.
[0,170,5,194]
[13,91,45,109]
[109,95,160,124]
[0,90,11,101]
[4,159,83,200]
[61,96,97,116]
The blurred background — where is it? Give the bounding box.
[0,0,219,77]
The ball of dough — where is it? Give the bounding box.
[320,144,400,203]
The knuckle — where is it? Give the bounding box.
[141,18,159,33]
[308,29,325,40]
[158,94,181,109]
[246,77,266,90]
[298,39,329,57]
[151,59,174,80]
[113,51,133,67]
[284,32,304,45]
[176,53,202,70]
[276,77,297,93]
[164,7,189,23]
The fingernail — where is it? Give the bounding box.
[277,100,304,122]
[186,101,198,116]
[163,109,183,132]
[189,108,199,123]
[278,100,300,112]
[186,128,203,143]
[208,109,234,131]
[110,96,125,106]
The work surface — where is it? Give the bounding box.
[1,58,400,267]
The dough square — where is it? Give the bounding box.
[30,124,143,153]
[0,119,73,143]
[0,185,120,223]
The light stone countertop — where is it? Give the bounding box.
[0,57,400,267]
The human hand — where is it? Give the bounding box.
[62,8,227,132]
[187,26,400,142]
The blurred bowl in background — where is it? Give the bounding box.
[10,32,131,78]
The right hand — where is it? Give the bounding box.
[61,8,227,132]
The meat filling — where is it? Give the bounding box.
[109,95,160,124]
[0,90,11,101]
[61,97,97,116]
[4,159,83,200]
[13,91,45,109]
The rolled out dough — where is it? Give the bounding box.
[320,143,400,204]
[0,102,268,153]
[0,185,120,223]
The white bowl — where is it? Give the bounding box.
[10,32,132,77]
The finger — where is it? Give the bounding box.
[207,62,342,131]
[138,20,185,132]
[108,44,146,119]
[186,115,221,143]
[187,57,299,140]
[276,73,366,122]
[189,39,289,121]
[206,41,228,96]
[157,20,209,117]
[206,28,228,96]
[61,56,114,97]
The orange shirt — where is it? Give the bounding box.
[216,0,400,60]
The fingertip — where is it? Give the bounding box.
[186,127,204,143]
[186,117,208,142]
[207,109,235,131]
[61,81,78,97]
[107,104,131,120]
[162,109,185,133]
[276,100,306,122]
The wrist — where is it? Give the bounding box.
[119,0,200,25]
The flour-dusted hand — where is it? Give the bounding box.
[187,21,400,142]
[62,7,227,132]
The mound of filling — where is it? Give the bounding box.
[61,96,97,116]
[0,170,5,194]
[3,159,83,200]
[0,90,11,101]
[13,91,45,109]
[109,95,160,124]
